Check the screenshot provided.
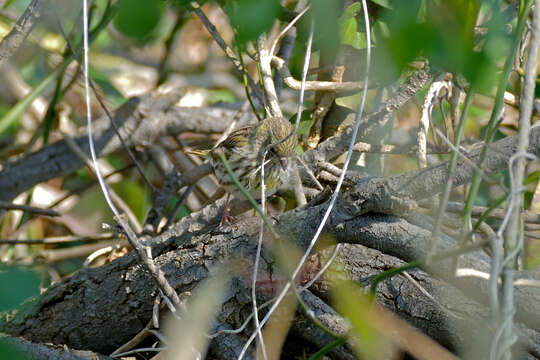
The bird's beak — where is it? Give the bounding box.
[279,157,288,170]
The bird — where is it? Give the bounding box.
[190,116,297,223]
[210,116,298,200]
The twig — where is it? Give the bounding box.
[257,35,282,118]
[496,1,540,357]
[0,233,114,245]
[425,201,540,224]
[269,5,310,58]
[300,65,432,168]
[418,78,451,168]
[354,141,450,154]
[110,320,154,356]
[428,82,476,258]
[39,240,122,263]
[271,2,310,95]
[0,0,44,66]
[190,2,264,105]
[272,56,368,91]
[432,127,492,182]
[0,201,60,217]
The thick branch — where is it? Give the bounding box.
[2,189,540,356]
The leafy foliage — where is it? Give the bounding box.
[224,0,282,45]
[114,0,164,41]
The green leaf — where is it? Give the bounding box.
[0,64,67,135]
[171,0,206,8]
[308,0,340,54]
[114,0,164,41]
[0,337,27,360]
[343,2,362,18]
[332,281,387,359]
[225,0,282,45]
[210,89,236,104]
[340,17,358,44]
[338,2,367,49]
[351,31,367,49]
[370,0,392,9]
[0,267,41,312]
[112,179,149,222]
[291,111,313,135]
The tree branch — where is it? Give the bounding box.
[0,0,45,66]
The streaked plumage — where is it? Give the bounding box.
[210,116,297,199]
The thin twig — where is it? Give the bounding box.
[272,56,368,91]
[497,1,540,356]
[190,2,264,105]
[418,78,450,168]
[0,201,60,217]
[0,233,114,245]
[257,35,282,118]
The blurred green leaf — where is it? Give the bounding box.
[89,66,126,107]
[343,2,362,18]
[164,269,230,359]
[332,281,386,359]
[374,0,504,87]
[338,3,367,50]
[370,0,392,9]
[0,64,67,135]
[526,170,540,185]
[112,179,149,222]
[114,0,164,41]
[210,89,236,104]
[336,92,365,111]
[225,0,282,45]
[3,0,16,9]
[528,172,540,213]
[290,111,313,135]
[340,17,358,45]
[0,338,27,360]
[170,0,207,9]
[0,267,41,312]
[307,0,341,55]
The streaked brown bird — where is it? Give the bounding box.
[209,116,298,200]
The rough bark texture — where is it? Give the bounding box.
[0,334,114,360]
[1,184,540,358]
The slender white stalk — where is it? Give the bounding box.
[83,0,119,218]
[269,6,311,58]
[252,149,268,360]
